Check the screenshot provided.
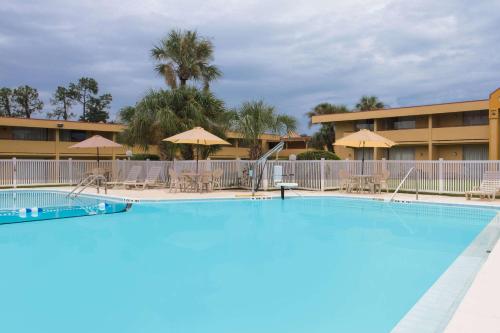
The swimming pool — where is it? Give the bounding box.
[0,190,130,224]
[0,195,497,332]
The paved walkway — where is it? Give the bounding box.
[45,187,500,332]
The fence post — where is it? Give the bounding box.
[207,157,212,171]
[438,158,444,194]
[236,158,241,186]
[382,157,387,171]
[68,158,73,185]
[262,164,269,190]
[12,157,17,189]
[320,158,325,191]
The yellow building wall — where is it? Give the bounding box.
[333,122,355,159]
[415,146,429,160]
[489,89,500,159]
[436,145,463,160]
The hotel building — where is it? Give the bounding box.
[312,88,500,160]
[0,117,310,160]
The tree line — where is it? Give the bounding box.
[1,28,386,159]
[120,29,388,160]
[0,77,112,122]
[120,29,296,160]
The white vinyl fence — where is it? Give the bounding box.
[1,158,499,195]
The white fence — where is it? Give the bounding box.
[1,158,499,194]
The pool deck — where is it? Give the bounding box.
[44,187,500,332]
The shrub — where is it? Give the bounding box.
[296,150,340,160]
[130,154,160,161]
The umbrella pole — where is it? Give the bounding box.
[97,147,100,193]
[196,141,199,174]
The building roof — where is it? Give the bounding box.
[226,130,310,142]
[312,99,489,123]
[0,117,312,142]
[0,117,125,132]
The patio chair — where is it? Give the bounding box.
[198,171,213,192]
[212,168,223,191]
[339,169,358,193]
[139,166,163,190]
[339,170,352,192]
[369,169,390,194]
[107,165,142,189]
[465,171,500,201]
[168,168,182,193]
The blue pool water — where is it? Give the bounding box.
[0,190,129,224]
[0,195,497,333]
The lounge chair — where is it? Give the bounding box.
[139,166,163,190]
[465,171,500,201]
[339,169,357,193]
[107,165,142,189]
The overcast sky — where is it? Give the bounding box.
[1,0,499,133]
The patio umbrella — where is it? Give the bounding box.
[334,129,396,174]
[163,127,230,172]
[68,135,123,167]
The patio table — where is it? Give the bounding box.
[181,172,213,192]
[349,174,375,193]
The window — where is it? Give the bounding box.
[388,147,415,160]
[463,145,488,160]
[393,117,416,130]
[60,130,87,142]
[238,139,250,148]
[463,110,488,126]
[354,148,374,160]
[355,120,374,131]
[98,132,114,140]
[379,117,417,130]
[11,127,52,141]
[286,141,307,149]
[268,141,279,149]
[227,138,238,147]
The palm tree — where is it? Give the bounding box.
[151,30,222,90]
[355,96,386,111]
[307,103,349,152]
[232,101,297,160]
[122,87,230,160]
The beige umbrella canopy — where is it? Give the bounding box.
[334,129,396,173]
[69,135,122,165]
[163,127,230,171]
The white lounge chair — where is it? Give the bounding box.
[465,171,500,201]
[107,165,142,189]
[140,166,163,190]
[273,165,298,199]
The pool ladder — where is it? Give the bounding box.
[67,174,107,198]
[386,167,420,202]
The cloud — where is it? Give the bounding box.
[0,0,499,132]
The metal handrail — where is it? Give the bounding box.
[67,174,107,198]
[387,167,419,202]
[252,141,285,195]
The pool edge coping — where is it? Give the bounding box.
[390,212,500,333]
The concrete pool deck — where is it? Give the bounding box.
[44,187,500,332]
